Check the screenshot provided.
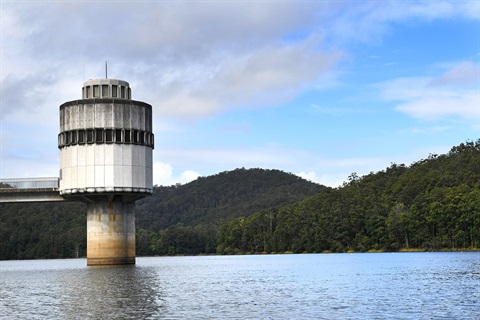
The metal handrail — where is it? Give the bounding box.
[0,177,59,189]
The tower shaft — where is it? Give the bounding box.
[59,78,154,266]
[86,196,135,266]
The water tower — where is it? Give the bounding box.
[58,78,154,266]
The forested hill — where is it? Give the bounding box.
[1,141,478,260]
[217,140,480,254]
[135,168,327,230]
[0,168,326,260]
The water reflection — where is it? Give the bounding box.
[1,253,479,319]
[58,265,164,319]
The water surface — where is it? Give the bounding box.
[1,252,479,319]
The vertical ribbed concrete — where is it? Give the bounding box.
[86,196,136,266]
[58,78,153,266]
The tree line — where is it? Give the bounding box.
[1,140,478,260]
[216,141,480,254]
[0,202,86,259]
[0,168,324,259]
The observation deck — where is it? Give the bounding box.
[0,178,65,203]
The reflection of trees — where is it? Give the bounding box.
[59,266,165,319]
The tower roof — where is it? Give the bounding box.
[82,79,131,99]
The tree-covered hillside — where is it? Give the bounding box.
[0,168,325,259]
[133,168,327,255]
[217,140,480,254]
[0,202,86,260]
[1,141,478,260]
[136,168,327,229]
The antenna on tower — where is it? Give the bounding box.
[105,61,108,79]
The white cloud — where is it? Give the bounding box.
[296,171,344,187]
[152,162,200,186]
[218,39,337,95]
[429,61,479,86]
[310,104,366,116]
[179,170,201,184]
[296,171,319,182]
[1,1,478,187]
[149,41,342,118]
[1,1,343,121]
[0,1,342,180]
[156,138,467,188]
[395,93,478,120]
[377,61,479,121]
[397,126,451,135]
[328,1,479,44]
[295,170,344,186]
[3,1,476,121]
[155,146,413,188]
[158,145,309,171]
[296,142,459,187]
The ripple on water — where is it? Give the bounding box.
[1,253,479,319]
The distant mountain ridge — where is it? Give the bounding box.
[0,167,327,259]
[1,140,478,259]
[216,140,480,254]
[135,168,328,230]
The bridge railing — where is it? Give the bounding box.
[0,177,60,189]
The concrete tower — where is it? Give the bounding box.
[58,78,153,266]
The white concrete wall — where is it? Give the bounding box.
[59,96,153,196]
[60,144,152,195]
[60,102,152,133]
[86,196,136,265]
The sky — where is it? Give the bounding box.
[0,0,479,188]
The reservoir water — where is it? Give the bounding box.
[1,252,479,319]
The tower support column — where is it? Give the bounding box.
[86,196,136,266]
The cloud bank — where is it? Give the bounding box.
[379,61,479,121]
[1,1,478,187]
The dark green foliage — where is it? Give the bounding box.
[136,168,326,229]
[135,168,326,256]
[0,202,86,260]
[0,168,324,259]
[1,141,478,259]
[217,140,480,254]
[137,224,218,256]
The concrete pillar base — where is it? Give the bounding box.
[86,196,136,266]
[87,257,135,266]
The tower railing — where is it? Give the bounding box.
[0,177,59,189]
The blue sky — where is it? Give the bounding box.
[1,1,479,187]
